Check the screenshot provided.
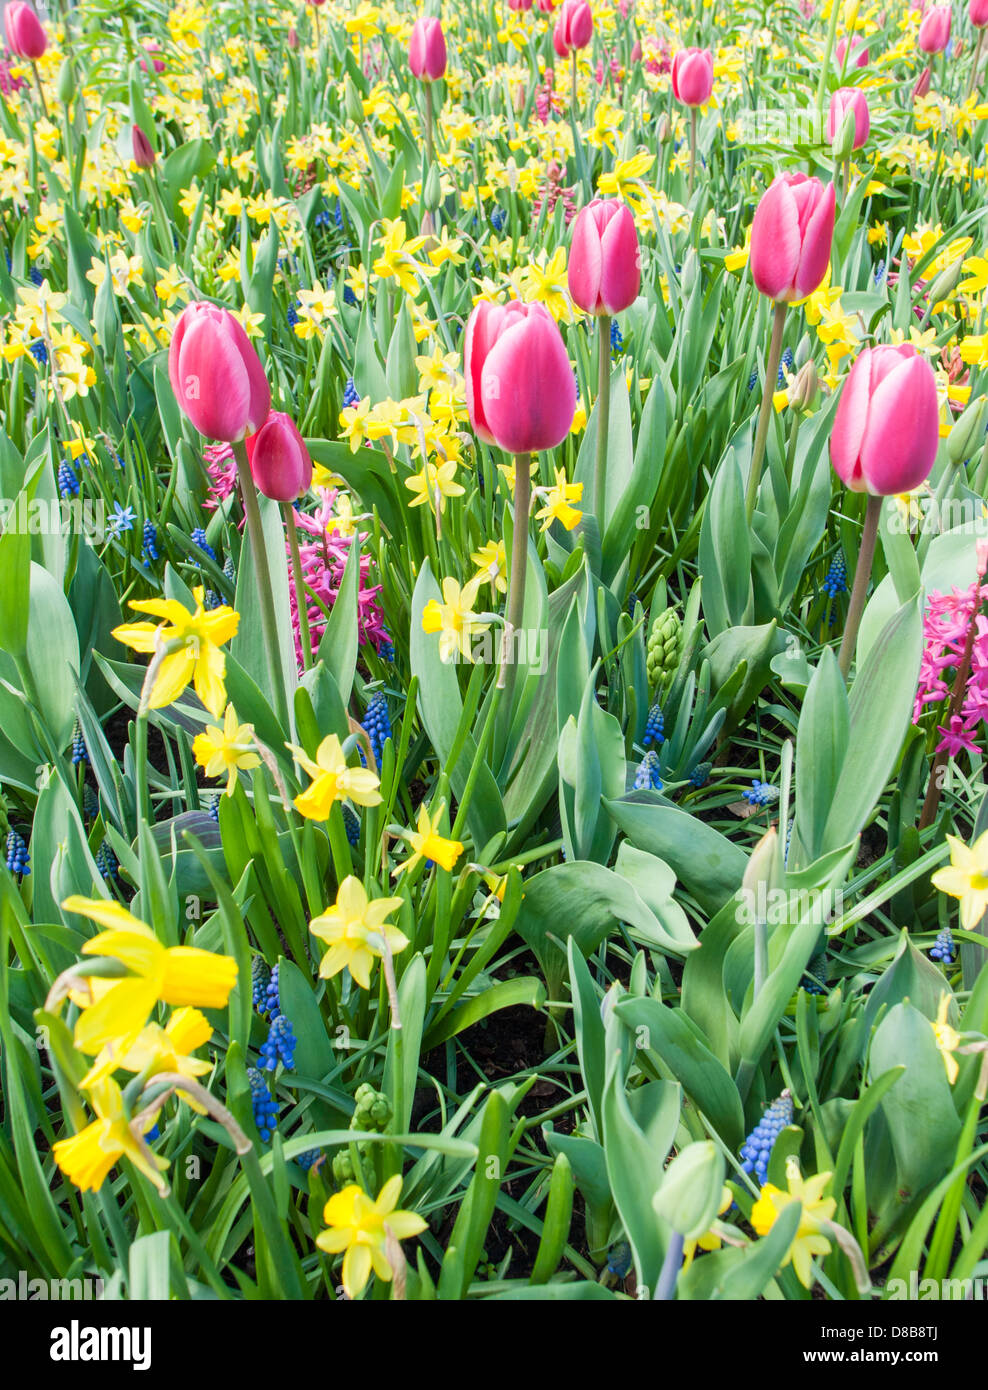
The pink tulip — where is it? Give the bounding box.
[749,173,836,304]
[168,303,271,444]
[568,199,641,316]
[912,63,932,97]
[553,0,593,56]
[245,412,312,502]
[538,0,555,10]
[464,301,576,454]
[509,0,534,10]
[918,4,951,51]
[671,47,714,106]
[131,125,155,170]
[139,39,166,73]
[4,2,46,60]
[630,39,642,62]
[827,87,870,148]
[408,17,447,81]
[288,26,300,49]
[971,0,988,26]
[835,36,869,67]
[830,345,939,495]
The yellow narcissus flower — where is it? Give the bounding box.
[395,802,464,876]
[421,576,488,664]
[316,1175,427,1298]
[404,457,465,513]
[79,1007,214,1104]
[288,734,382,821]
[309,876,408,989]
[682,1186,733,1269]
[471,539,507,595]
[192,704,261,796]
[112,587,239,720]
[52,1078,168,1194]
[750,1158,836,1289]
[535,468,583,532]
[931,830,988,929]
[62,897,239,1057]
[932,993,961,1085]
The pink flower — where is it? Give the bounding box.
[203,443,238,511]
[464,301,576,454]
[918,4,951,52]
[288,493,388,669]
[749,172,835,303]
[567,198,641,316]
[830,345,939,495]
[835,36,869,67]
[509,0,534,10]
[827,87,870,148]
[168,303,271,443]
[972,0,988,26]
[935,715,981,757]
[553,0,593,56]
[4,2,46,59]
[671,47,714,106]
[912,64,933,98]
[140,39,166,73]
[131,125,155,170]
[245,411,313,502]
[408,17,446,81]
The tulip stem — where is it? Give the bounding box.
[233,439,292,731]
[969,28,985,101]
[500,452,532,716]
[744,302,786,523]
[837,493,882,681]
[688,108,697,196]
[30,61,49,120]
[424,82,435,171]
[593,315,611,525]
[572,49,578,121]
[815,0,842,135]
[283,502,312,674]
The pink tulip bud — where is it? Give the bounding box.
[288,26,300,49]
[918,3,951,51]
[568,199,641,316]
[971,0,988,26]
[139,39,166,73]
[835,36,869,67]
[553,0,593,56]
[4,2,47,60]
[827,87,870,148]
[408,17,447,81]
[671,47,714,106]
[630,39,642,62]
[749,172,836,304]
[912,63,932,98]
[830,345,939,495]
[509,0,534,10]
[131,125,156,170]
[168,303,271,444]
[245,411,312,502]
[464,300,576,454]
[538,0,555,11]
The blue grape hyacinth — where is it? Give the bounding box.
[96,841,118,880]
[642,702,665,749]
[822,553,847,598]
[362,691,391,763]
[744,779,779,807]
[142,520,159,562]
[251,957,272,1012]
[190,526,217,564]
[5,830,29,877]
[342,377,360,409]
[634,750,662,791]
[248,1067,279,1143]
[57,461,80,498]
[930,927,956,964]
[71,721,89,766]
[259,1015,297,1072]
[740,1090,794,1188]
[342,804,361,847]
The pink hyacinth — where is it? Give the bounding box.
[203,442,239,511]
[914,580,988,761]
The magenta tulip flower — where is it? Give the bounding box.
[827,87,870,148]
[509,0,534,10]
[568,199,641,316]
[835,36,869,67]
[830,345,939,495]
[971,0,988,25]
[246,412,312,502]
[4,2,46,59]
[671,47,714,106]
[131,125,156,170]
[464,301,576,454]
[409,17,447,80]
[918,4,952,52]
[553,0,593,57]
[750,173,835,304]
[168,303,271,444]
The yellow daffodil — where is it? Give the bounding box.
[52,1078,168,1195]
[192,704,260,796]
[61,896,239,1057]
[80,1007,214,1103]
[288,734,382,820]
[750,1158,836,1289]
[404,457,465,513]
[682,1186,733,1269]
[395,802,464,876]
[421,576,488,664]
[309,876,408,989]
[316,1175,427,1297]
[112,587,239,720]
[932,992,961,1085]
[471,539,507,595]
[931,830,988,928]
[535,468,583,532]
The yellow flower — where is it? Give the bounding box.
[309,876,408,989]
[421,575,488,663]
[61,897,239,1056]
[80,1007,214,1102]
[931,830,988,929]
[192,704,260,796]
[288,734,382,820]
[535,468,583,532]
[316,1175,427,1297]
[750,1158,836,1289]
[471,539,507,595]
[52,1078,168,1195]
[396,801,464,876]
[404,458,465,513]
[112,587,239,720]
[682,1186,733,1269]
[932,992,961,1085]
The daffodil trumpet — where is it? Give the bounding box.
[232,437,292,730]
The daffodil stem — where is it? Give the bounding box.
[232,439,291,732]
[283,503,312,673]
[969,28,985,101]
[920,584,981,828]
[654,1233,684,1300]
[744,302,786,524]
[924,1079,983,1282]
[134,707,150,835]
[499,452,531,718]
[593,316,611,525]
[837,493,882,682]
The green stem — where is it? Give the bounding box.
[31,60,48,119]
[923,1078,983,1282]
[688,107,697,196]
[744,302,786,523]
[815,0,842,135]
[424,81,434,169]
[283,503,312,672]
[499,452,532,718]
[232,439,291,731]
[837,493,882,680]
[969,27,986,102]
[593,315,611,524]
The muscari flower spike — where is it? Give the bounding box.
[634,750,662,791]
[5,829,29,877]
[57,461,79,498]
[190,527,217,564]
[248,1066,279,1143]
[690,760,712,788]
[342,377,360,410]
[71,721,89,766]
[251,956,272,1012]
[930,927,956,964]
[800,947,829,995]
[361,691,391,763]
[96,840,118,880]
[259,1014,297,1072]
[342,803,361,847]
[142,520,159,562]
[642,701,665,749]
[744,779,779,807]
[740,1089,794,1188]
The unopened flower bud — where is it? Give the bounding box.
[946,395,988,466]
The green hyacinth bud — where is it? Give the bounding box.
[646,607,682,690]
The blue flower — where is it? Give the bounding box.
[739,1090,794,1187]
[190,526,217,564]
[223,555,236,584]
[108,503,136,535]
[690,760,711,789]
[342,804,361,847]
[57,461,80,498]
[634,750,662,791]
[142,520,159,561]
[343,285,358,308]
[5,830,29,877]
[96,841,118,880]
[610,320,623,355]
[744,779,779,807]
[822,553,847,598]
[342,376,360,409]
[490,206,507,232]
[259,1015,297,1072]
[29,339,47,367]
[248,1067,279,1143]
[642,702,665,749]
[71,721,89,766]
[251,957,272,1013]
[287,300,300,329]
[377,633,395,663]
[777,345,795,387]
[930,927,956,964]
[362,691,391,763]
